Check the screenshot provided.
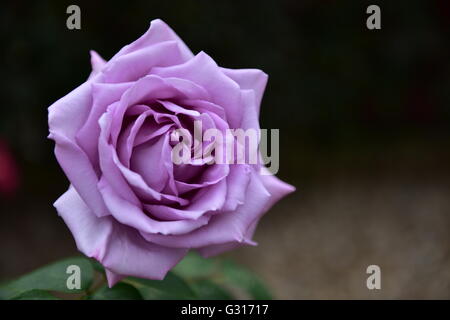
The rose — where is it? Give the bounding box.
[0,139,19,197]
[48,19,294,286]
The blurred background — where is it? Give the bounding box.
[0,0,449,299]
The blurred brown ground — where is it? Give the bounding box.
[231,177,450,299]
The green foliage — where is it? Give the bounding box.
[0,253,272,300]
[123,273,197,300]
[174,252,272,300]
[173,251,217,278]
[12,290,61,300]
[90,283,143,300]
[0,256,93,299]
[222,260,272,300]
[189,279,234,300]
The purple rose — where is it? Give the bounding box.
[48,19,294,286]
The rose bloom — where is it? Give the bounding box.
[48,19,294,286]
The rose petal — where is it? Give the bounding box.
[175,163,229,194]
[196,219,258,257]
[110,19,193,62]
[105,269,124,287]
[239,89,260,131]
[109,75,200,145]
[141,169,294,248]
[117,107,175,167]
[98,111,142,206]
[89,50,107,79]
[48,80,109,217]
[221,68,268,116]
[54,185,188,281]
[98,178,209,235]
[130,134,170,193]
[54,185,112,259]
[221,164,252,212]
[102,41,187,83]
[140,172,270,248]
[76,82,133,166]
[116,159,189,206]
[181,99,226,120]
[152,52,243,128]
[100,110,188,206]
[157,99,200,117]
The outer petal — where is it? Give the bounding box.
[54,185,112,260]
[54,186,188,283]
[221,68,268,116]
[76,82,133,166]
[197,220,258,257]
[141,169,293,248]
[102,41,187,83]
[197,171,295,256]
[240,89,260,131]
[101,224,187,282]
[88,50,107,79]
[48,79,109,217]
[110,19,193,64]
[221,164,252,212]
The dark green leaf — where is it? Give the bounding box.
[0,256,94,299]
[89,259,105,274]
[190,279,233,300]
[12,290,60,300]
[173,252,217,278]
[222,260,272,300]
[90,283,143,300]
[124,272,196,300]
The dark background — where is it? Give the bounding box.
[1,0,449,298]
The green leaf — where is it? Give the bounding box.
[0,256,94,299]
[89,259,105,274]
[12,290,60,300]
[173,252,217,278]
[190,279,233,300]
[90,283,143,300]
[222,260,272,300]
[124,272,196,300]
